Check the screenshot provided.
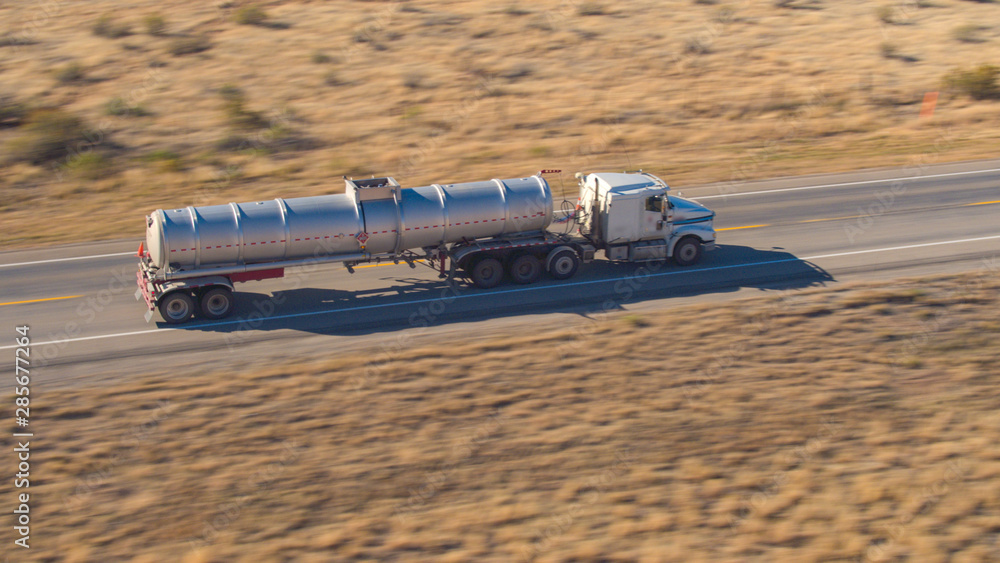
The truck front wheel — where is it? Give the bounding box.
[470,257,503,289]
[548,249,580,280]
[158,291,195,324]
[200,287,235,320]
[673,237,702,266]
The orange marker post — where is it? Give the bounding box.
[920,91,939,119]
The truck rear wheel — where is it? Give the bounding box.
[673,237,702,266]
[470,257,503,289]
[200,287,235,320]
[159,292,195,324]
[508,253,542,284]
[548,249,580,280]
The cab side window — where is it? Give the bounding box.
[645,195,663,213]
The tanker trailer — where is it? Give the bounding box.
[136,172,574,323]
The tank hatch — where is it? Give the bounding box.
[345,176,400,202]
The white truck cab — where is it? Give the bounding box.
[576,171,715,265]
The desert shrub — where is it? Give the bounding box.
[234,5,269,26]
[55,63,85,83]
[880,42,898,59]
[311,51,331,64]
[323,71,343,86]
[501,63,533,81]
[215,134,250,152]
[169,35,211,56]
[6,108,88,164]
[219,84,265,129]
[621,314,650,327]
[578,2,606,15]
[64,153,113,179]
[105,96,150,117]
[0,33,35,47]
[143,149,182,172]
[402,71,424,89]
[875,5,895,24]
[92,14,131,38]
[714,6,735,23]
[952,24,983,43]
[143,14,167,36]
[0,96,27,128]
[504,4,531,15]
[684,36,711,54]
[943,64,1000,100]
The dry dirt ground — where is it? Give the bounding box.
[3,270,999,561]
[1,0,1000,247]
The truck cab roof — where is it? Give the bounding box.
[588,172,669,196]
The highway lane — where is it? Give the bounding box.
[1,159,998,385]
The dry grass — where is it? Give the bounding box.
[1,0,1000,249]
[6,271,1000,561]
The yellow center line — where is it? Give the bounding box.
[717,224,770,231]
[0,295,82,307]
[800,215,862,223]
[966,200,1000,206]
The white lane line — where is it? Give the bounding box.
[694,167,1000,200]
[4,233,999,352]
[0,252,136,269]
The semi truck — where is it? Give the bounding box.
[136,170,715,323]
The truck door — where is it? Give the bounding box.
[643,193,668,237]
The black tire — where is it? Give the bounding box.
[508,253,542,284]
[470,257,503,289]
[548,249,580,280]
[158,292,195,324]
[673,237,702,266]
[200,287,235,320]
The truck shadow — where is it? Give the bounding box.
[175,244,834,336]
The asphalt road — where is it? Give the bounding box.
[2,159,999,386]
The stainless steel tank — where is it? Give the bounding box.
[145,175,552,271]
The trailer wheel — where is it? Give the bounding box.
[200,287,235,320]
[508,253,542,284]
[158,292,195,324]
[470,257,503,289]
[548,249,580,280]
[673,237,702,266]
